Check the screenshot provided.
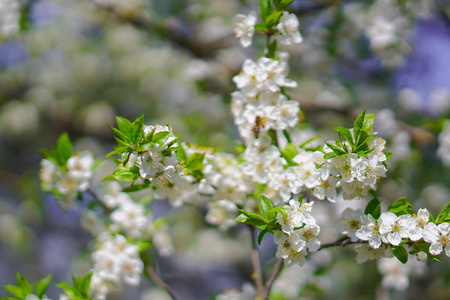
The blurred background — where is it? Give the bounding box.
[1,0,450,299]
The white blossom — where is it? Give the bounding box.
[423,222,450,257]
[233,11,257,48]
[337,208,364,242]
[276,12,303,45]
[378,212,413,246]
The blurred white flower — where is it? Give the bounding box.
[233,11,257,48]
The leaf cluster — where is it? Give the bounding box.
[40,133,73,168]
[324,110,382,160]
[1,273,52,300]
[235,196,287,245]
[106,115,179,183]
[56,273,93,300]
[176,144,205,180]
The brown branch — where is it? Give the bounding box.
[248,225,265,298]
[145,265,180,300]
[262,258,284,299]
[318,237,365,250]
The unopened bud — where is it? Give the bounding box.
[416,251,427,262]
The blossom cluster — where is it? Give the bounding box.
[274,200,320,267]
[338,207,450,262]
[0,0,20,39]
[201,152,255,230]
[40,151,94,204]
[317,137,387,201]
[89,234,144,300]
[233,10,302,48]
[122,124,184,197]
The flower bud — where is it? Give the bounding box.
[416,251,427,262]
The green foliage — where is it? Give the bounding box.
[436,202,450,225]
[40,133,73,167]
[412,242,442,262]
[364,198,381,219]
[387,197,414,216]
[1,273,52,300]
[106,115,180,183]
[326,110,377,159]
[57,273,93,300]
[392,245,408,264]
[280,143,299,166]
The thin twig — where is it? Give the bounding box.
[262,258,284,299]
[318,237,365,250]
[248,225,265,297]
[145,265,180,300]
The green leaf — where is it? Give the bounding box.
[276,0,295,10]
[362,113,375,133]
[325,142,346,156]
[237,208,267,223]
[234,213,249,223]
[280,143,298,166]
[4,285,24,298]
[108,125,132,143]
[176,144,187,163]
[258,228,269,245]
[333,126,354,147]
[414,242,442,262]
[392,245,408,264]
[300,136,321,148]
[353,109,366,136]
[16,273,33,295]
[266,11,283,26]
[387,197,414,216]
[364,198,381,219]
[35,274,52,298]
[255,23,270,34]
[187,152,205,171]
[81,273,93,296]
[385,152,393,161]
[259,0,271,22]
[122,183,150,193]
[323,152,336,159]
[112,167,139,182]
[268,206,288,218]
[152,131,171,146]
[115,116,134,139]
[56,133,73,166]
[436,202,450,225]
[259,196,274,220]
[131,115,144,144]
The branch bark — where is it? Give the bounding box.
[248,225,265,298]
[145,265,180,300]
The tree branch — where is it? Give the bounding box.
[247,225,265,298]
[262,258,284,299]
[318,236,365,250]
[144,265,180,300]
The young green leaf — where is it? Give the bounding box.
[259,196,274,220]
[362,113,375,133]
[35,274,52,298]
[333,126,354,147]
[392,245,408,264]
[56,133,73,166]
[280,143,298,166]
[258,228,269,245]
[364,198,381,219]
[436,201,450,225]
[387,197,414,216]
